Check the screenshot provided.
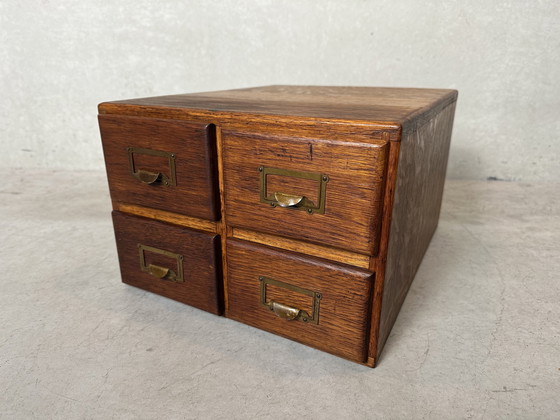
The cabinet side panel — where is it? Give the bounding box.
[376,102,457,360]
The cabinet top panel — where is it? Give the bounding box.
[99,85,457,136]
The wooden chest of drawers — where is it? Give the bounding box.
[98,85,457,367]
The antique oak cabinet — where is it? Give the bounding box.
[98,86,457,367]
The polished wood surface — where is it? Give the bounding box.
[226,239,374,363]
[222,129,388,255]
[100,85,457,135]
[112,211,223,315]
[99,85,458,367]
[98,106,403,142]
[99,115,219,220]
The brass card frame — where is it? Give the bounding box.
[259,276,322,324]
[258,166,329,214]
[138,244,184,283]
[128,147,177,186]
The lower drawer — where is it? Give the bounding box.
[112,211,222,315]
[226,239,374,363]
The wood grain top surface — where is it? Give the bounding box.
[99,85,457,133]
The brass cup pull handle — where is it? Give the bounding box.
[260,276,321,324]
[128,147,176,187]
[274,192,304,208]
[266,301,302,321]
[139,244,184,283]
[147,264,176,281]
[134,169,162,185]
[259,166,329,214]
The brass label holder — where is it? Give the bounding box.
[258,166,329,214]
[128,147,177,186]
[138,244,184,283]
[259,276,321,324]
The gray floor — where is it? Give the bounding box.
[1,169,559,419]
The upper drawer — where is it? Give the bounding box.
[222,130,388,255]
[99,115,219,221]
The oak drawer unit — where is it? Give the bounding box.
[98,85,457,367]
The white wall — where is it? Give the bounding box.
[1,0,558,181]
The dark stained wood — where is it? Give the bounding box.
[222,129,388,255]
[374,102,457,362]
[99,115,219,220]
[112,211,223,315]
[99,85,457,135]
[99,85,458,367]
[226,239,374,363]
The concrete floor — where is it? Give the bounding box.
[1,169,559,419]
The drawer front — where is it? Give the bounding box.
[226,239,374,362]
[222,130,388,255]
[99,115,219,220]
[112,211,222,314]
